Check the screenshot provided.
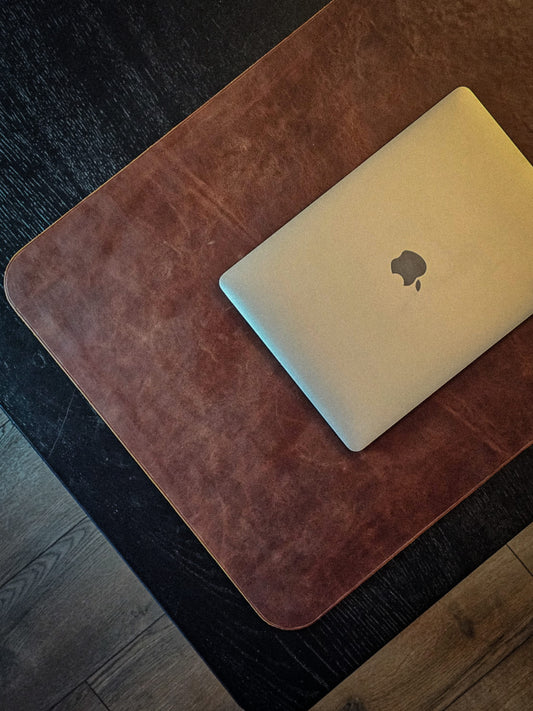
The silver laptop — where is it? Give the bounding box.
[219,87,533,451]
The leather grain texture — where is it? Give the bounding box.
[4,0,533,628]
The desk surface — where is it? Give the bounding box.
[1,1,532,709]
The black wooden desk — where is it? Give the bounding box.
[1,2,532,709]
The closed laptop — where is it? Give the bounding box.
[220,87,533,451]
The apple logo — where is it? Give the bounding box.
[391,250,427,292]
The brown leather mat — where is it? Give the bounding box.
[5,0,533,629]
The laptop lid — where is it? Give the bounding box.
[220,87,533,451]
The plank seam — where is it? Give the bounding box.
[439,631,533,711]
[86,611,169,687]
[506,543,533,577]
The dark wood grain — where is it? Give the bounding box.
[0,516,162,710]
[0,0,327,271]
[0,418,84,587]
[89,616,241,711]
[0,1,532,710]
[50,684,108,711]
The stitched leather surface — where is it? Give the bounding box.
[5,0,533,628]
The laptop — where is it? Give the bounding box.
[219,87,533,451]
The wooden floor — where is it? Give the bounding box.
[1,407,532,711]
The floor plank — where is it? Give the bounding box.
[0,418,84,587]
[0,517,162,711]
[508,522,533,575]
[447,637,533,710]
[310,545,533,711]
[89,615,241,711]
[50,683,108,711]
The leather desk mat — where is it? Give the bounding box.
[4,0,533,629]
